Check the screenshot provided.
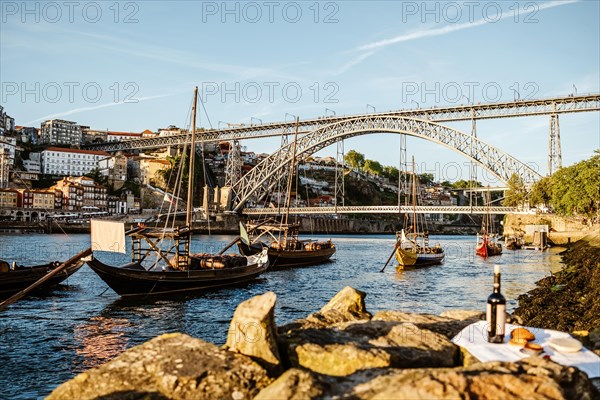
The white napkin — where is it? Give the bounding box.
[451,321,600,379]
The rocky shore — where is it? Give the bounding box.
[49,287,599,399]
[514,233,600,354]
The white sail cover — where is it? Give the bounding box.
[91,219,126,253]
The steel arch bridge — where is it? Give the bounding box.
[230,116,542,212]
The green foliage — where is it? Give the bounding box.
[382,165,399,182]
[504,173,527,207]
[363,159,383,176]
[452,180,482,189]
[529,176,552,208]
[419,173,435,186]
[84,168,108,186]
[344,150,365,170]
[549,153,599,217]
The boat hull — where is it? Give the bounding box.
[395,247,445,268]
[0,260,85,299]
[237,242,336,268]
[476,236,503,257]
[86,250,269,296]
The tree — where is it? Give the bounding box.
[363,159,383,176]
[382,166,399,182]
[419,173,435,186]
[452,179,482,189]
[504,173,527,208]
[550,153,599,217]
[344,150,365,170]
[529,176,552,209]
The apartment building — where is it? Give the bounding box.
[40,119,83,145]
[0,188,18,208]
[41,147,110,176]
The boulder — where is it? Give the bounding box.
[374,310,479,339]
[224,291,281,374]
[440,309,485,321]
[48,333,271,400]
[255,358,599,400]
[281,319,457,376]
[254,369,327,400]
[307,286,372,326]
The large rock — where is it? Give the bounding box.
[374,310,481,339]
[48,333,271,400]
[281,319,458,376]
[256,358,599,399]
[254,369,326,400]
[307,286,372,326]
[224,291,281,374]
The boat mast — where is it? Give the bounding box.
[186,86,198,227]
[285,117,299,226]
[411,155,416,233]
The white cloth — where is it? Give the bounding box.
[91,219,126,254]
[452,321,600,379]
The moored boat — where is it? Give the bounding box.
[475,187,502,258]
[85,87,269,296]
[0,258,85,300]
[394,156,444,269]
[237,220,335,268]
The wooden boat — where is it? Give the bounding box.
[236,117,336,268]
[476,234,503,257]
[505,235,524,250]
[85,87,269,296]
[475,187,502,258]
[0,258,85,300]
[394,156,444,269]
[237,220,335,268]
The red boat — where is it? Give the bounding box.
[476,233,502,258]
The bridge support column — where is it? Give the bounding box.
[224,140,242,187]
[334,138,345,209]
[548,113,562,175]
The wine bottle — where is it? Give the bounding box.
[487,265,506,343]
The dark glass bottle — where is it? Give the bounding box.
[487,265,506,343]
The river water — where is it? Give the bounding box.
[0,233,563,399]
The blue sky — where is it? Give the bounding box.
[1,0,599,182]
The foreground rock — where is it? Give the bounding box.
[278,287,458,375]
[256,357,598,400]
[48,333,271,400]
[224,291,281,375]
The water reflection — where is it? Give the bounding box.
[73,316,133,369]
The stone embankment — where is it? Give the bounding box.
[49,287,599,399]
[514,233,600,353]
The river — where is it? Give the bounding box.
[0,233,563,399]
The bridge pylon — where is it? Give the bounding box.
[548,111,562,175]
[334,138,345,209]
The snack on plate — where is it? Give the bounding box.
[511,327,535,341]
[521,342,543,356]
[548,337,583,353]
[509,337,529,346]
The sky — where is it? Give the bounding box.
[1,0,599,183]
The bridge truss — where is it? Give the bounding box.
[83,94,600,152]
[242,205,519,215]
[230,116,543,211]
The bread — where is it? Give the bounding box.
[509,337,529,346]
[511,327,535,341]
[521,342,543,355]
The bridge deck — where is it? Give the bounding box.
[242,205,523,215]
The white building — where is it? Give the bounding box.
[0,136,16,162]
[23,152,42,173]
[107,131,143,142]
[40,119,83,145]
[41,147,110,176]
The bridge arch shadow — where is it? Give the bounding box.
[231,116,542,211]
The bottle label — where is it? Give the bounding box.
[487,303,506,336]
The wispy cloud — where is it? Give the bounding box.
[25,93,178,125]
[356,0,578,52]
[331,50,378,76]
[331,0,579,76]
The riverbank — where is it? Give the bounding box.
[49,287,599,399]
[514,232,600,352]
